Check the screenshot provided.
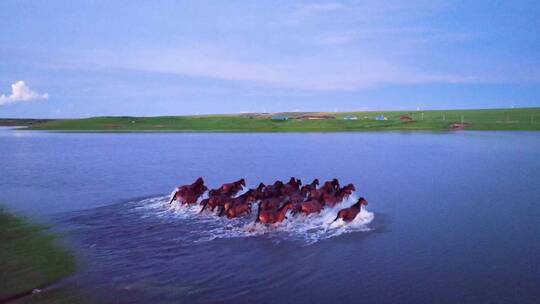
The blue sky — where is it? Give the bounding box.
[0,0,539,118]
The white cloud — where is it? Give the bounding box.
[96,46,479,91]
[0,81,48,106]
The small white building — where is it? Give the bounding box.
[375,115,388,121]
[343,115,358,120]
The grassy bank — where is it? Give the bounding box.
[19,107,540,132]
[0,209,76,302]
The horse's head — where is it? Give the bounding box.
[331,178,340,187]
[357,197,368,206]
[238,178,246,187]
[347,184,356,192]
[312,178,319,186]
[195,177,204,184]
[195,184,207,193]
[257,182,266,191]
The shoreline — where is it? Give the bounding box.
[0,209,79,303]
[3,108,538,132]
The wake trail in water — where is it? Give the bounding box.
[135,193,374,245]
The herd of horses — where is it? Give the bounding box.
[168,177,368,224]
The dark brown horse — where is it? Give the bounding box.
[300,178,319,193]
[262,180,284,198]
[200,182,263,214]
[240,183,266,200]
[321,184,356,207]
[282,177,302,196]
[256,201,294,224]
[293,199,324,216]
[215,178,246,196]
[221,194,257,218]
[332,197,368,223]
[288,189,308,205]
[169,177,208,205]
[259,196,287,212]
[199,194,229,213]
[319,178,340,193]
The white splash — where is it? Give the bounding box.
[137,194,374,245]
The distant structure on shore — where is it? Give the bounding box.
[343,115,358,120]
[271,115,289,121]
[295,114,336,120]
[375,115,388,121]
[399,115,413,121]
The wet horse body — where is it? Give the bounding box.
[169,177,369,227]
[321,184,356,207]
[200,194,229,212]
[256,202,294,224]
[333,198,368,223]
[294,200,324,215]
[221,194,257,218]
[199,179,246,212]
[215,178,246,197]
[170,177,208,205]
[281,177,302,196]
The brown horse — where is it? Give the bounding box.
[256,201,294,224]
[169,177,208,205]
[199,194,229,213]
[221,195,257,218]
[300,178,319,193]
[169,177,203,203]
[221,192,256,214]
[215,178,246,196]
[240,183,266,200]
[288,189,307,205]
[200,182,264,214]
[321,184,356,207]
[282,177,302,196]
[262,180,284,198]
[332,197,368,223]
[293,199,324,216]
[259,196,287,212]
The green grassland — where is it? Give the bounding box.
[21,107,540,132]
[0,209,78,303]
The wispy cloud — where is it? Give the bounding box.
[84,45,480,91]
[0,81,48,106]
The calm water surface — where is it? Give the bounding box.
[1,127,539,303]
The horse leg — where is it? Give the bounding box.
[199,201,208,213]
[331,212,342,224]
[218,206,225,217]
[168,191,178,204]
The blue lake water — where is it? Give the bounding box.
[1,127,539,303]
